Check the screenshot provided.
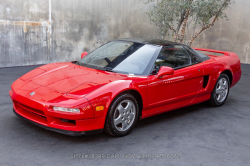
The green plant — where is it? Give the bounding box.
[147,0,230,46]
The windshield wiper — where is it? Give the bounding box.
[104,58,112,65]
[75,61,81,66]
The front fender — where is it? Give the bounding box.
[85,79,147,118]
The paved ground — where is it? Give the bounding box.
[0,64,250,166]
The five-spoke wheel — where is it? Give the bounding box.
[104,93,139,137]
[209,73,230,106]
[215,77,229,103]
[113,100,136,132]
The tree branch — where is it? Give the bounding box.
[180,9,191,43]
[176,11,186,33]
[188,0,230,46]
[166,23,176,33]
[161,14,176,39]
[177,0,193,43]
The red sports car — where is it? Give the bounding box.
[9,39,242,137]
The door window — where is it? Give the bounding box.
[152,45,191,74]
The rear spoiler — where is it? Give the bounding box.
[192,47,231,56]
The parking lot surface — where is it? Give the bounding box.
[0,64,250,166]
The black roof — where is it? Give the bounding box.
[117,38,180,46]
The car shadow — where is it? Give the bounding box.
[136,102,212,128]
[12,101,214,143]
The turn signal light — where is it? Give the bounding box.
[95,106,104,111]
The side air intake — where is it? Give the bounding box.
[203,75,209,88]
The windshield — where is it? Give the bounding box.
[77,41,158,75]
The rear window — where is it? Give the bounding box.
[185,46,210,61]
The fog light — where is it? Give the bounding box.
[53,106,80,113]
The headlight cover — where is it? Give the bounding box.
[53,106,80,113]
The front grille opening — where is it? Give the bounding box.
[60,119,76,124]
[14,101,45,115]
[31,112,47,119]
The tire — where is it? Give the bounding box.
[104,93,139,137]
[209,73,230,107]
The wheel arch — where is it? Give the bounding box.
[85,80,146,120]
[221,70,233,86]
[109,89,143,119]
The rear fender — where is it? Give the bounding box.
[193,48,241,88]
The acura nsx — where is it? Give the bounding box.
[9,39,242,137]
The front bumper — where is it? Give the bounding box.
[13,108,104,136]
[13,109,103,136]
[10,88,106,136]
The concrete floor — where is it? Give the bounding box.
[0,64,250,166]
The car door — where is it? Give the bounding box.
[147,45,204,114]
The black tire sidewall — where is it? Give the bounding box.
[105,93,139,136]
[211,73,230,106]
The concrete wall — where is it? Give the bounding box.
[189,0,250,64]
[0,0,249,67]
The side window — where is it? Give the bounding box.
[183,46,201,64]
[152,45,191,74]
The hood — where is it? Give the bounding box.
[17,62,127,96]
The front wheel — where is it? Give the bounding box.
[209,73,230,107]
[104,93,139,137]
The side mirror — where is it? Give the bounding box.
[157,66,174,79]
[81,52,88,59]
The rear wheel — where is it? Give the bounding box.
[209,73,230,107]
[104,93,139,137]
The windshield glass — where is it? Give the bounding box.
[77,41,158,75]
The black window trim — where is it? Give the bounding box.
[182,45,203,64]
[149,44,195,75]
[183,45,210,62]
